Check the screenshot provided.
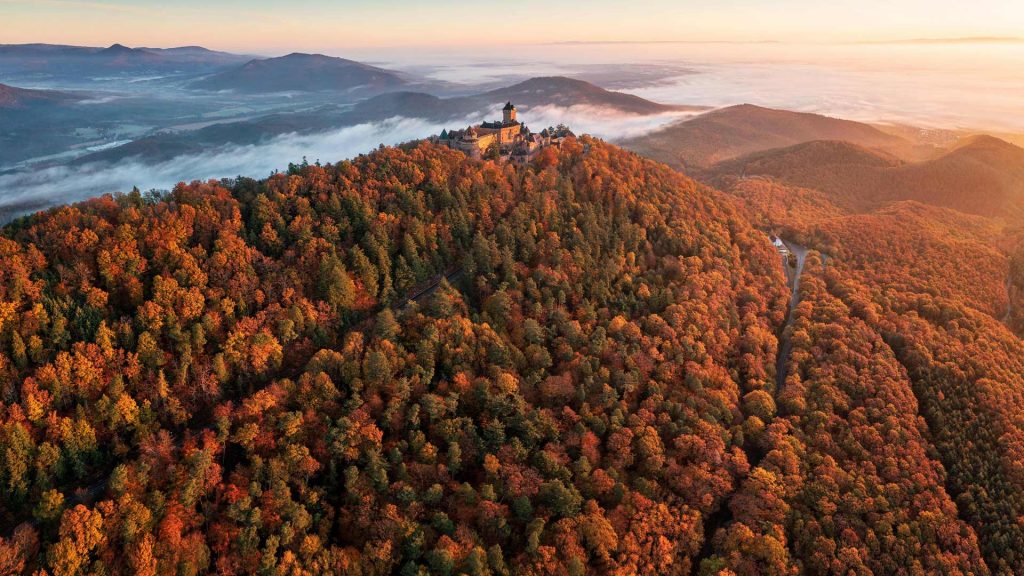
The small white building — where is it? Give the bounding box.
[771,235,790,256]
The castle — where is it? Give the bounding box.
[432,102,575,164]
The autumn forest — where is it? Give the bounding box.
[2,120,1024,576]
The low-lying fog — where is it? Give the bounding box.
[372,41,1024,132]
[0,117,449,219]
[3,40,1023,221]
[0,104,695,221]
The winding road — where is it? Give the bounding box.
[691,237,812,574]
[774,239,809,393]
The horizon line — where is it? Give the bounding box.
[3,35,1023,54]
[547,36,1024,46]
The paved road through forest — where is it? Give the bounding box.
[774,239,809,392]
[691,237,812,574]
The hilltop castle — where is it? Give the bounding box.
[432,102,574,164]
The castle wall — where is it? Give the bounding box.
[499,125,520,144]
[439,103,571,163]
[454,133,497,158]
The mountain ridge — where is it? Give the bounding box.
[0,82,81,108]
[0,42,252,77]
[188,52,408,94]
[712,135,1024,217]
[624,103,912,170]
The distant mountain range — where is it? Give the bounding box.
[9,43,1024,232]
[624,104,910,170]
[188,53,408,94]
[618,102,1024,220]
[862,36,1024,44]
[74,76,686,165]
[0,44,420,94]
[0,43,252,78]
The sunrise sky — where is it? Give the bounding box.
[3,0,1024,53]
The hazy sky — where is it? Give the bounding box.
[3,0,1023,52]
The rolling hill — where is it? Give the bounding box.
[478,76,688,114]
[624,103,911,171]
[712,135,1024,217]
[188,52,407,94]
[0,137,796,574]
[0,83,81,108]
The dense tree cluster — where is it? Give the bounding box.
[722,177,844,232]
[718,173,1024,574]
[802,219,1024,575]
[706,254,988,574]
[0,138,789,574]
[4,131,1024,575]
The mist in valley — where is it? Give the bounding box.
[3,39,1024,221]
[0,102,696,222]
[371,41,1024,131]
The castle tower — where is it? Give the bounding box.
[503,101,516,124]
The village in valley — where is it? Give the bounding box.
[431,101,576,163]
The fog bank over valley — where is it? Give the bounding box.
[2,39,1023,219]
[0,102,691,222]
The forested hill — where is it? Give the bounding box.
[0,135,1020,574]
[0,138,790,574]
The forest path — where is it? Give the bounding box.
[399,267,463,310]
[774,239,809,393]
[690,237,811,574]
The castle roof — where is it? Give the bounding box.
[503,101,515,111]
[440,129,448,139]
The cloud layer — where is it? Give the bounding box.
[0,116,452,220]
[0,107,687,221]
[617,45,1024,132]
[519,104,698,139]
